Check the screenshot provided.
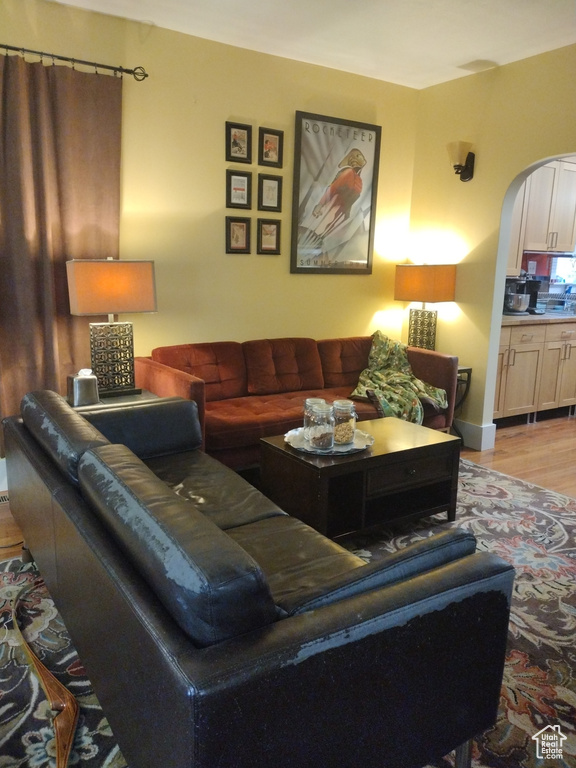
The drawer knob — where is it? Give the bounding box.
[406,468,417,476]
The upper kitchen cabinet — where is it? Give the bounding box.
[523,160,576,253]
[506,181,528,276]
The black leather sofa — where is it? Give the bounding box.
[2,391,515,768]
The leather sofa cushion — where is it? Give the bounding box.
[243,338,324,395]
[146,449,286,530]
[152,342,247,402]
[79,444,279,647]
[317,336,372,387]
[82,398,203,458]
[226,515,367,615]
[20,391,110,485]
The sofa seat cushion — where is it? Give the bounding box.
[78,444,278,647]
[152,342,247,401]
[242,338,324,395]
[146,449,286,530]
[204,387,372,451]
[226,515,366,615]
[20,391,110,485]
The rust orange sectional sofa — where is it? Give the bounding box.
[135,335,458,470]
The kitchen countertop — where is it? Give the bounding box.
[501,312,576,326]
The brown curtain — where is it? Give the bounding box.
[0,55,122,436]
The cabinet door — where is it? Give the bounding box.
[503,343,544,416]
[493,345,509,418]
[538,341,563,410]
[523,163,557,251]
[557,341,576,406]
[506,181,528,276]
[552,161,576,252]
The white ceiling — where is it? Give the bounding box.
[50,0,576,89]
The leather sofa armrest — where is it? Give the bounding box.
[187,551,514,768]
[134,357,206,447]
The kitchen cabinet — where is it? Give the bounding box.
[494,325,545,418]
[506,181,528,276]
[523,160,576,252]
[538,323,576,410]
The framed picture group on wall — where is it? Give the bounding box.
[225,121,284,255]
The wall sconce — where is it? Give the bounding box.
[447,141,475,182]
[394,264,457,350]
[66,259,157,396]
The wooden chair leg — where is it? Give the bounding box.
[455,738,473,768]
[12,581,79,768]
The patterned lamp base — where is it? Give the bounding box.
[89,322,141,396]
[408,308,437,350]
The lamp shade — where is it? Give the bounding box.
[394,264,456,303]
[66,259,157,315]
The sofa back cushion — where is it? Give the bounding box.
[243,338,324,395]
[82,398,203,458]
[20,390,110,485]
[78,444,278,647]
[152,342,247,402]
[317,337,372,388]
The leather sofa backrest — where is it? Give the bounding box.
[20,391,110,485]
[242,338,324,395]
[152,342,247,402]
[317,336,372,387]
[78,444,279,647]
[82,398,203,458]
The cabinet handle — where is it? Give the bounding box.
[548,231,558,249]
[521,334,533,341]
[406,468,417,477]
[509,348,516,366]
[565,343,572,361]
[561,331,574,338]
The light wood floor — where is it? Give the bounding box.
[461,411,576,497]
[1,413,574,562]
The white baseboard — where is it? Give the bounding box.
[454,420,496,452]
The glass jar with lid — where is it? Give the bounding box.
[303,397,326,440]
[333,399,357,445]
[308,403,335,452]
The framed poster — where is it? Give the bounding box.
[225,121,252,163]
[257,174,282,212]
[290,111,381,274]
[226,217,251,253]
[226,170,252,209]
[258,127,284,167]
[257,219,281,254]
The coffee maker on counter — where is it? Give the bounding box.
[503,277,542,315]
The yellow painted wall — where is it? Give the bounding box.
[3,0,576,444]
[411,47,576,429]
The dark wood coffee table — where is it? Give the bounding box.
[260,418,461,538]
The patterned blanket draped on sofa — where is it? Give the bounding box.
[351,331,448,424]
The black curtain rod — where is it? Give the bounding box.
[1,43,148,81]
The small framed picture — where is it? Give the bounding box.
[225,121,252,163]
[257,219,281,254]
[258,127,283,167]
[226,170,252,209]
[257,174,282,212]
[226,217,251,254]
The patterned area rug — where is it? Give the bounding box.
[0,458,575,768]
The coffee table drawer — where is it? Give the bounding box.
[366,453,452,496]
